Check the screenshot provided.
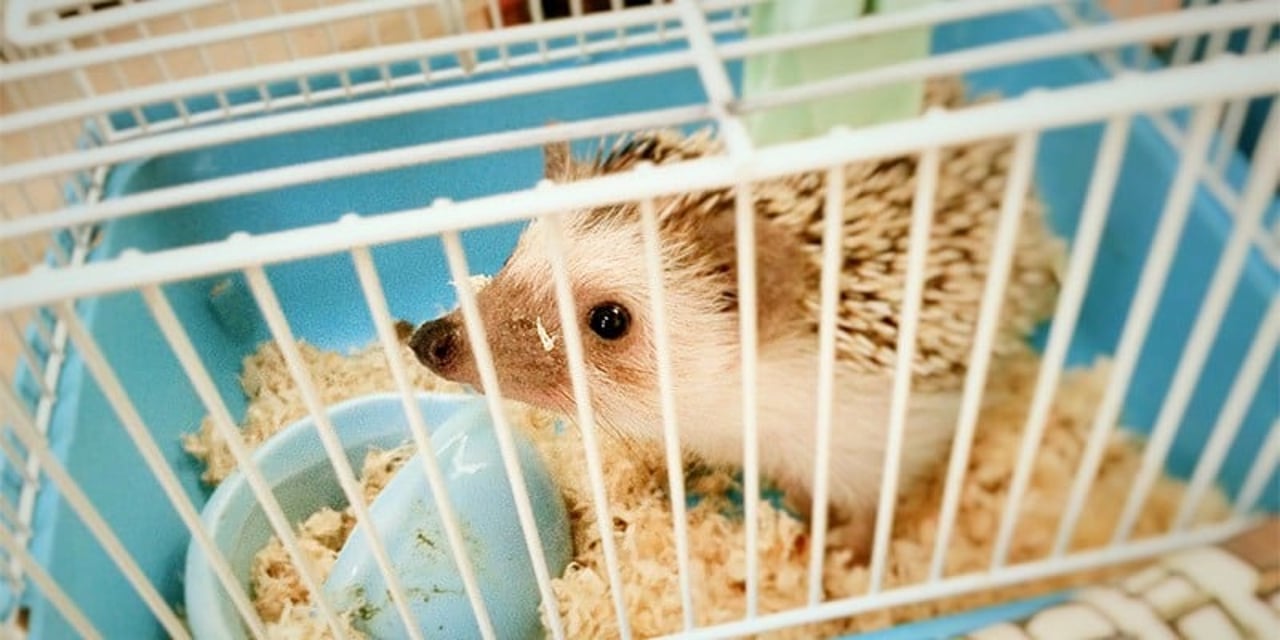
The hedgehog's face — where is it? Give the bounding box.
[408,136,813,438]
[407,209,737,428]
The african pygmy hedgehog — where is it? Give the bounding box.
[408,78,1064,556]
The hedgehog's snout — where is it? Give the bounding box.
[409,316,462,376]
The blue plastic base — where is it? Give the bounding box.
[838,593,1070,640]
[5,5,1277,639]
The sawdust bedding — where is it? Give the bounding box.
[184,340,1229,639]
[181,78,1230,638]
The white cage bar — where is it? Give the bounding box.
[1111,100,1280,545]
[137,278,355,638]
[1047,98,1227,558]
[347,242,501,640]
[241,261,430,639]
[806,160,852,604]
[440,227,569,640]
[636,184,697,630]
[540,205,633,638]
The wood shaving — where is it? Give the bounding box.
[530,346,1230,639]
[536,316,558,352]
[186,340,1229,639]
[181,341,462,486]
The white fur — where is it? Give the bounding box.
[463,214,962,539]
[530,218,961,524]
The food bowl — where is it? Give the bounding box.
[183,392,572,639]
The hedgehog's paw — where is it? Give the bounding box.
[826,513,876,565]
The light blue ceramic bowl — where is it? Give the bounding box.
[184,392,572,639]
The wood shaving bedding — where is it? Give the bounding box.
[185,340,1229,639]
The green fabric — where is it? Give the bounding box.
[742,0,936,147]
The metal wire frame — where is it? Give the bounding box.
[539,199,634,639]
[239,261,431,640]
[1173,296,1280,532]
[665,519,1256,640]
[1054,0,1280,261]
[135,276,354,638]
[0,0,744,172]
[49,303,269,637]
[1047,99,1228,559]
[930,120,1056,579]
[634,179,697,630]
[1110,98,1280,545]
[6,0,441,73]
[934,111,1133,573]
[0,215,96,634]
[1211,20,1275,176]
[0,379,189,639]
[2,23,1269,629]
[0,48,1273,311]
[0,0,1064,153]
[346,240,500,640]
[0,0,700,141]
[2,1,1275,244]
[0,56,1274,640]
[0,523,99,640]
[439,229,570,639]
[805,160,854,605]
[4,0,216,48]
[0,1,1118,143]
[1233,418,1280,519]
[663,0,764,618]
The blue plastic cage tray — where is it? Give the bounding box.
[5,5,1278,639]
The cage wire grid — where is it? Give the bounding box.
[0,0,1278,639]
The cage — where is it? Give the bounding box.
[0,1,1278,639]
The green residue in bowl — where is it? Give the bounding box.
[414,530,437,551]
[348,585,381,623]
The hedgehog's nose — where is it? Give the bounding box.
[409,317,460,373]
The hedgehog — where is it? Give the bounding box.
[406,78,1064,557]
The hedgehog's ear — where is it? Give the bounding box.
[543,140,576,182]
[543,119,579,182]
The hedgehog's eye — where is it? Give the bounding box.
[588,303,631,341]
